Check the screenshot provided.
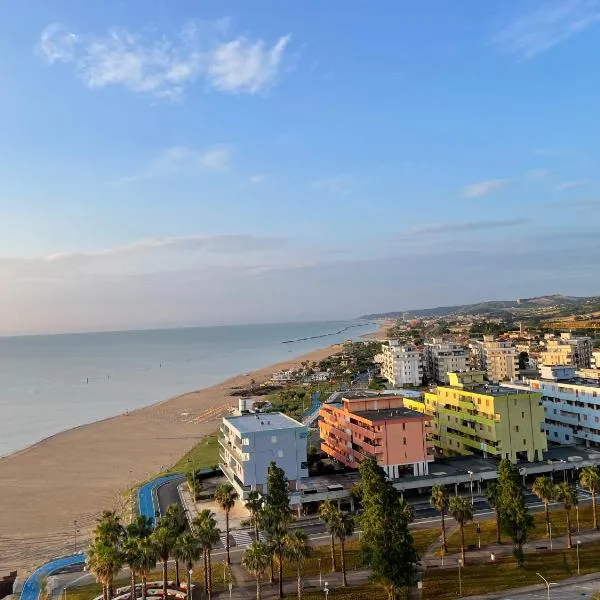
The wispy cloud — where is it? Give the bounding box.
[312,176,352,196]
[112,145,231,184]
[405,218,528,236]
[493,0,600,60]
[463,178,511,198]
[36,21,291,100]
[249,174,266,184]
[528,168,552,179]
[555,179,590,190]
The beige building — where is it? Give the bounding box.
[470,336,519,383]
[541,333,593,369]
[424,339,469,384]
[381,341,423,387]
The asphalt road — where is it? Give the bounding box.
[476,577,600,599]
[156,475,185,517]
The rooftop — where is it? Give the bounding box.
[342,392,407,401]
[439,383,535,397]
[224,412,305,433]
[353,407,427,421]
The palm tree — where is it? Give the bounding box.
[485,482,501,544]
[318,501,337,572]
[215,483,238,565]
[448,496,473,565]
[160,504,188,586]
[245,491,263,539]
[242,542,271,600]
[284,531,312,600]
[194,510,221,600]
[87,539,123,600]
[398,497,415,524]
[95,511,125,545]
[532,476,554,538]
[136,537,158,600]
[151,525,175,599]
[580,466,600,530]
[329,509,354,587]
[173,532,202,600]
[554,482,576,549]
[126,516,154,540]
[430,484,449,553]
[122,538,142,600]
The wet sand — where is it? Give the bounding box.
[0,344,339,575]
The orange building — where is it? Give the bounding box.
[319,394,434,479]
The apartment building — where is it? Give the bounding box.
[540,333,593,369]
[506,365,600,447]
[424,339,469,384]
[470,336,519,382]
[219,412,309,498]
[403,371,546,463]
[319,393,433,478]
[380,341,423,387]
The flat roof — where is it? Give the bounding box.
[353,407,426,422]
[443,384,532,397]
[224,412,304,433]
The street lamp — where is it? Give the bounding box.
[576,505,580,533]
[536,572,557,600]
[188,569,193,600]
[318,558,322,587]
[576,540,581,576]
[467,471,474,505]
[549,522,553,551]
[324,581,329,599]
[228,582,233,600]
[458,559,463,597]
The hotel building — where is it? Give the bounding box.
[424,340,469,384]
[380,341,423,387]
[470,336,519,382]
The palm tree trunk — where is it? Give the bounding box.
[109,576,114,600]
[441,511,447,553]
[256,574,261,600]
[226,510,231,565]
[203,550,209,596]
[162,559,168,600]
[330,533,337,571]
[297,566,302,600]
[495,509,501,544]
[269,557,274,584]
[593,490,598,530]
[460,524,466,565]
[545,501,550,538]
[175,559,180,588]
[566,511,572,549]
[142,575,147,600]
[130,569,136,600]
[254,517,259,540]
[102,584,107,600]
[278,549,284,599]
[340,536,347,587]
[207,550,213,600]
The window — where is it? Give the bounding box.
[242,437,250,446]
[565,435,570,441]
[403,423,406,430]
[277,450,284,458]
[403,437,407,445]
[523,439,526,445]
[515,425,520,432]
[301,461,308,469]
[554,432,558,437]
[486,399,490,408]
[271,435,278,443]
[521,411,525,419]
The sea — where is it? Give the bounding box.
[0,320,378,457]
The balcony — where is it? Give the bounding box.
[219,435,243,460]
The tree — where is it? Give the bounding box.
[497,458,533,566]
[126,516,154,540]
[554,482,576,549]
[532,476,554,538]
[518,351,529,370]
[122,538,142,600]
[329,509,355,587]
[398,497,415,525]
[136,537,158,600]
[151,525,175,600]
[245,491,264,539]
[448,496,473,565]
[215,483,238,565]
[318,501,338,572]
[580,467,600,530]
[194,509,221,600]
[87,539,123,600]
[242,541,271,600]
[284,531,312,600]
[359,458,418,599]
[160,504,188,587]
[485,482,502,544]
[430,484,449,553]
[173,532,202,600]
[95,511,125,545]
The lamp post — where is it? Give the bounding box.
[228,582,232,600]
[458,559,463,597]
[576,505,580,533]
[318,558,322,587]
[476,522,481,550]
[467,471,474,505]
[74,520,80,554]
[324,581,329,599]
[576,540,581,576]
[536,572,557,600]
[549,522,553,551]
[187,569,193,600]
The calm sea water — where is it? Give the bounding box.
[0,320,377,457]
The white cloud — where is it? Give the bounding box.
[555,179,590,190]
[405,219,528,236]
[249,174,266,184]
[37,21,291,100]
[312,176,352,196]
[463,178,511,198]
[207,35,291,94]
[528,168,551,179]
[199,146,230,171]
[494,0,600,60]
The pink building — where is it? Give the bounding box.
[319,394,434,478]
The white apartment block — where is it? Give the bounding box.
[470,336,519,383]
[424,339,469,384]
[219,412,309,499]
[540,333,593,369]
[506,365,600,447]
[380,341,423,387]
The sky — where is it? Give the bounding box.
[2,0,600,334]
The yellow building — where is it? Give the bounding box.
[404,371,547,463]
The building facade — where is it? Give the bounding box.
[219,412,309,498]
[424,340,469,384]
[319,394,433,478]
[470,336,519,382]
[506,365,600,447]
[380,341,423,387]
[540,333,593,369]
[403,371,546,463]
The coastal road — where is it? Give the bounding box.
[156,475,185,517]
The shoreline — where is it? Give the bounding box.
[0,342,345,574]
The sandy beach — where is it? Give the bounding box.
[0,344,340,575]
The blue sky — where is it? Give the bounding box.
[2,0,600,334]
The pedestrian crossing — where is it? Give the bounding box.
[230,529,253,547]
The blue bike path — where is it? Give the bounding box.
[137,474,183,525]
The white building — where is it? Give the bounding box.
[380,341,423,387]
[506,365,600,447]
[540,333,593,369]
[470,336,519,383]
[424,339,469,384]
[219,412,309,498]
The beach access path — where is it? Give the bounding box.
[0,344,338,575]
